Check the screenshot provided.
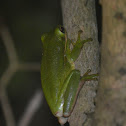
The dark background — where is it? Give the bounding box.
[0,0,101,126]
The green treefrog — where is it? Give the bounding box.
[41,26,98,125]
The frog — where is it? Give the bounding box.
[41,26,98,125]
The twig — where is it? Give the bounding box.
[17,90,43,126]
[0,24,19,126]
[0,23,42,126]
[0,24,18,64]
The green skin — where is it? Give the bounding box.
[41,26,98,125]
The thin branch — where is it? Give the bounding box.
[0,90,16,126]
[17,90,43,126]
[0,24,19,126]
[61,0,99,125]
[0,23,42,126]
[0,24,18,64]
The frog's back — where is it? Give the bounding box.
[41,33,72,113]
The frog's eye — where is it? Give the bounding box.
[59,26,65,34]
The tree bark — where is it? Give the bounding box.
[61,0,99,126]
[92,0,126,126]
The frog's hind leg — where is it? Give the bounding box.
[63,70,81,117]
[63,69,98,117]
[81,69,99,81]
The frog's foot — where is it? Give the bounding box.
[58,117,68,125]
[81,69,99,81]
[55,111,68,125]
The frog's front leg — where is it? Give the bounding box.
[66,30,93,62]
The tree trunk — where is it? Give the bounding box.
[61,0,99,126]
[92,0,126,126]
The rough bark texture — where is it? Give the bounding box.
[61,0,99,126]
[92,0,126,126]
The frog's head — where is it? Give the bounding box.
[54,25,66,38]
[41,25,66,43]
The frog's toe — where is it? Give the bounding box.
[63,112,70,117]
[55,111,63,117]
[58,117,68,125]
